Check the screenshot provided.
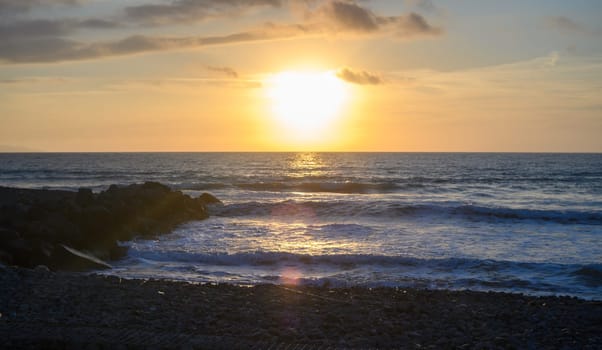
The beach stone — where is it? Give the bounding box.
[34,265,51,273]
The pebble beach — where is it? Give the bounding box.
[2,266,601,349]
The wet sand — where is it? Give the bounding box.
[1,265,601,349]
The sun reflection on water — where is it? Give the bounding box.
[286,152,328,178]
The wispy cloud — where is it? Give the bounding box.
[0,21,318,63]
[107,77,262,91]
[312,1,381,32]
[0,18,120,41]
[0,0,81,15]
[207,66,239,78]
[394,12,442,38]
[304,1,443,37]
[124,0,283,25]
[0,76,74,84]
[336,67,383,85]
[0,0,443,64]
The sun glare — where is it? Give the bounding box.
[266,71,349,138]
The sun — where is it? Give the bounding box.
[265,70,349,137]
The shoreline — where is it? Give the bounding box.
[2,265,601,349]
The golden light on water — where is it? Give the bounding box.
[265,70,349,143]
[287,152,327,178]
[271,202,316,217]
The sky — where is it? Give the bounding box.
[1,0,601,152]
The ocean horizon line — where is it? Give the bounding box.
[1,151,601,154]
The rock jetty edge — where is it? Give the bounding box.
[0,182,219,270]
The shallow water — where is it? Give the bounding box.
[1,152,601,299]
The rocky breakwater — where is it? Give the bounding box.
[0,182,220,270]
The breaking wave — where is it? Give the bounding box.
[210,200,602,225]
[113,249,601,299]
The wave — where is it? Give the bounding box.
[124,249,592,277]
[129,250,420,267]
[239,181,402,194]
[572,264,602,286]
[116,249,601,298]
[210,200,602,225]
[181,181,404,194]
[175,177,602,195]
[126,250,560,272]
[6,175,601,195]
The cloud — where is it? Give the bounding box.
[544,16,598,35]
[0,76,73,84]
[336,67,383,85]
[0,0,443,64]
[108,77,262,91]
[395,12,442,37]
[543,51,560,68]
[315,1,379,32]
[0,19,120,41]
[306,0,443,37]
[125,0,283,25]
[0,25,303,63]
[0,0,81,15]
[207,66,239,78]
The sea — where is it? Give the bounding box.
[1,153,601,299]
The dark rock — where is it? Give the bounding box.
[140,181,171,195]
[198,192,222,205]
[75,188,95,207]
[0,183,216,270]
[78,205,112,236]
[0,228,29,264]
[108,245,128,260]
[0,227,20,242]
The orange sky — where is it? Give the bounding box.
[1,1,601,152]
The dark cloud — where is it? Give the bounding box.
[125,0,283,25]
[0,0,81,15]
[0,0,443,64]
[0,19,120,41]
[308,1,442,37]
[0,37,88,63]
[0,20,73,39]
[80,18,121,29]
[207,66,239,78]
[395,12,442,37]
[336,67,383,85]
[320,1,379,32]
[0,26,300,63]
